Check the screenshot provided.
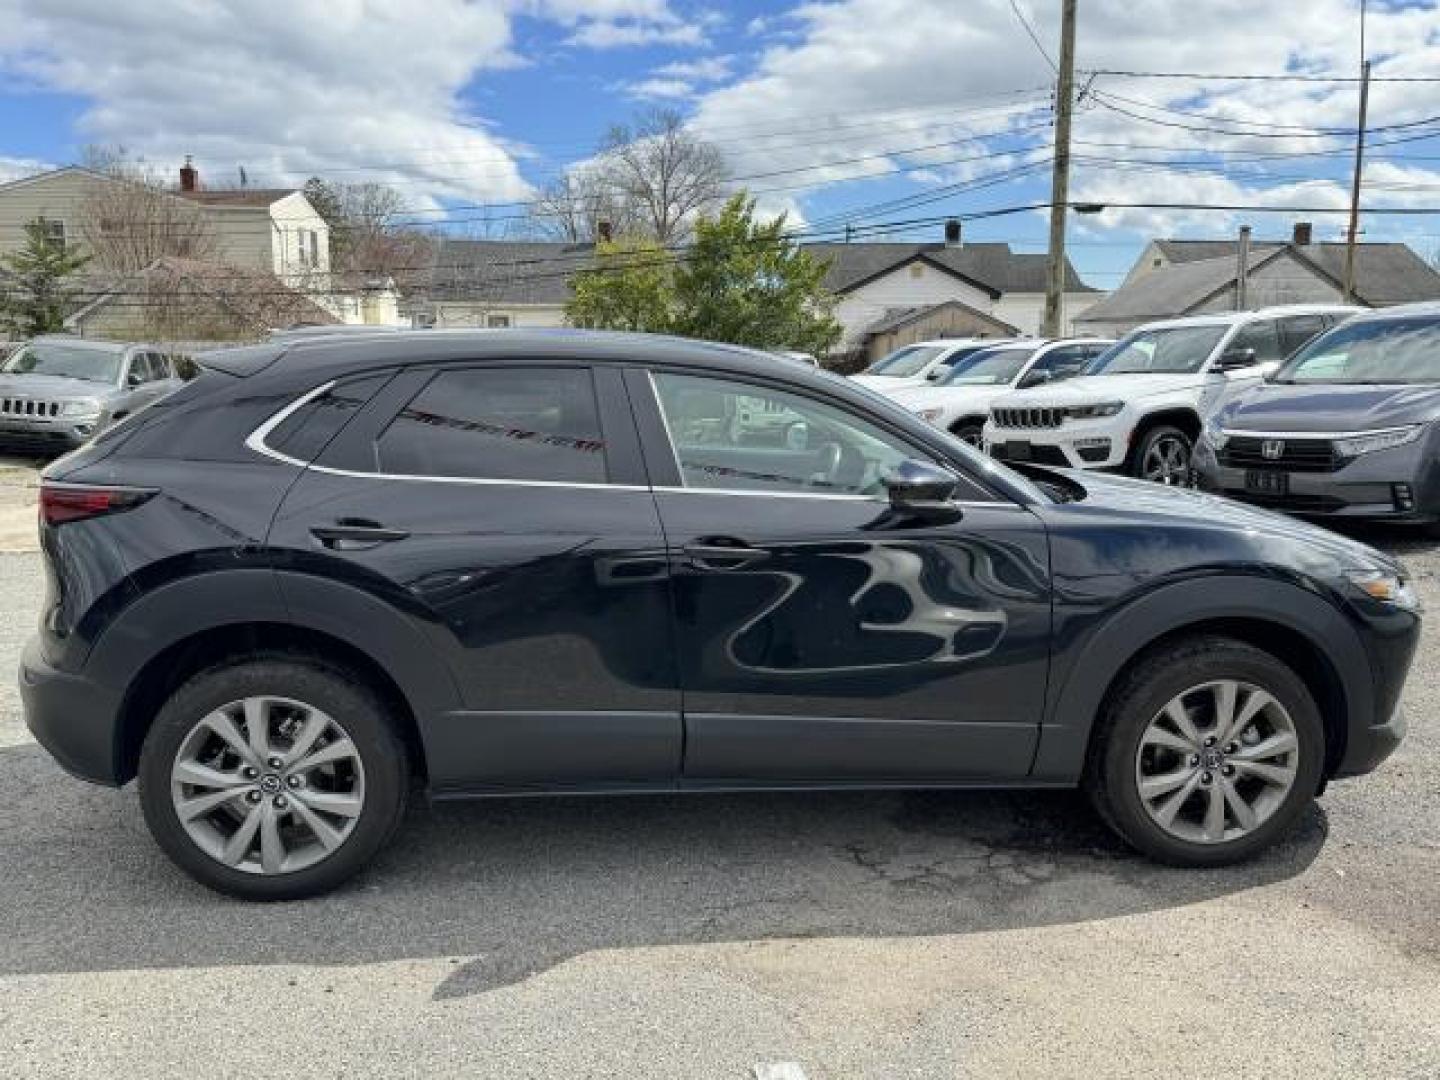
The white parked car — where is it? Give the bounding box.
[887,338,1113,445]
[850,338,1015,393]
[983,305,1358,483]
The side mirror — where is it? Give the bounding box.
[1017,368,1053,390]
[1217,346,1257,371]
[882,459,963,523]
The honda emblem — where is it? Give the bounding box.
[1261,439,1285,460]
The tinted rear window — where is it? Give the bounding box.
[374,367,608,482]
[266,374,391,462]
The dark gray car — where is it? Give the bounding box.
[1193,304,1440,530]
[0,336,185,451]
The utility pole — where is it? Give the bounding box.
[1342,59,1371,303]
[1235,224,1251,311]
[1042,0,1078,338]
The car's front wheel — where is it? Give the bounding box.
[138,657,408,900]
[1085,636,1324,866]
[1129,424,1193,485]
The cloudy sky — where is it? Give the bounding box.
[1,0,1438,288]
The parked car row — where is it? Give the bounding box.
[858,304,1440,533]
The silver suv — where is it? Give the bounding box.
[0,336,185,451]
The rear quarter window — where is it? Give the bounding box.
[265,374,392,463]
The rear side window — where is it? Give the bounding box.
[1277,314,1328,356]
[374,367,607,483]
[267,374,391,463]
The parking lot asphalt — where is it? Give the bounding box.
[0,459,1436,1078]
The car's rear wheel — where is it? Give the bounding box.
[138,658,407,900]
[1085,636,1324,866]
[1129,424,1193,485]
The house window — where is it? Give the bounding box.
[308,230,320,267]
[42,218,66,252]
[487,314,512,328]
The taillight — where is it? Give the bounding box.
[39,482,155,526]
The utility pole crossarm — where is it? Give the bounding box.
[1042,0,1078,339]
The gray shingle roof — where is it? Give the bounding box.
[863,300,1019,336]
[1154,239,1440,305]
[1076,250,1284,323]
[419,238,1098,305]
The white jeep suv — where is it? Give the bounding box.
[886,338,1112,445]
[850,338,1014,394]
[983,306,1357,483]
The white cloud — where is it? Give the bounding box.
[627,77,696,101]
[686,0,1440,241]
[654,56,732,82]
[0,155,54,185]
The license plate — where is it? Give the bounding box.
[998,441,1032,461]
[1244,470,1289,496]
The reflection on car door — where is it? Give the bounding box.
[268,362,680,793]
[631,368,1052,784]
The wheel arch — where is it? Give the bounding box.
[1032,576,1369,783]
[88,569,459,784]
[1133,406,1202,443]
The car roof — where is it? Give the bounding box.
[28,335,132,353]
[1338,301,1440,324]
[1129,305,1359,333]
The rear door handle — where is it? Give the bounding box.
[310,521,411,550]
[682,540,766,570]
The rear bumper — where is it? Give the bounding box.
[19,635,124,786]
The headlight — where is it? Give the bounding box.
[60,398,103,418]
[915,407,943,423]
[1344,569,1420,610]
[1066,401,1123,420]
[1333,424,1424,458]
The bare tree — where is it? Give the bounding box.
[529,168,639,242]
[592,109,728,243]
[304,177,436,290]
[76,147,219,274]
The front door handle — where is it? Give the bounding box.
[310,521,411,550]
[682,539,766,570]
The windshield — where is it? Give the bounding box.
[1,342,122,384]
[1272,316,1440,385]
[1088,325,1228,375]
[864,344,947,377]
[940,346,1036,386]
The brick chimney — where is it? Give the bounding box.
[596,220,613,243]
[1292,221,1312,246]
[179,155,199,193]
[944,218,962,247]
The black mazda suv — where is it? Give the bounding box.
[21,330,1419,900]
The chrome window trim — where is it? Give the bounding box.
[1221,426,1418,440]
[245,379,337,468]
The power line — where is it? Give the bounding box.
[1007,0,1057,73]
[1084,68,1440,83]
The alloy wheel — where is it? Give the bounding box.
[1141,434,1192,485]
[169,696,366,875]
[1134,680,1300,845]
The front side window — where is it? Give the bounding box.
[2,342,121,384]
[1273,316,1440,385]
[1225,320,1284,365]
[653,372,926,498]
[375,367,607,482]
[1277,314,1328,356]
[1088,325,1229,375]
[1031,344,1092,380]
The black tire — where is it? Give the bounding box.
[1127,423,1193,485]
[950,420,985,447]
[138,656,408,901]
[1084,636,1325,867]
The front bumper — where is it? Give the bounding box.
[1192,436,1440,522]
[1334,700,1407,778]
[19,635,125,786]
[983,420,1129,470]
[0,416,98,452]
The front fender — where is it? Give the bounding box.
[1031,575,1373,781]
